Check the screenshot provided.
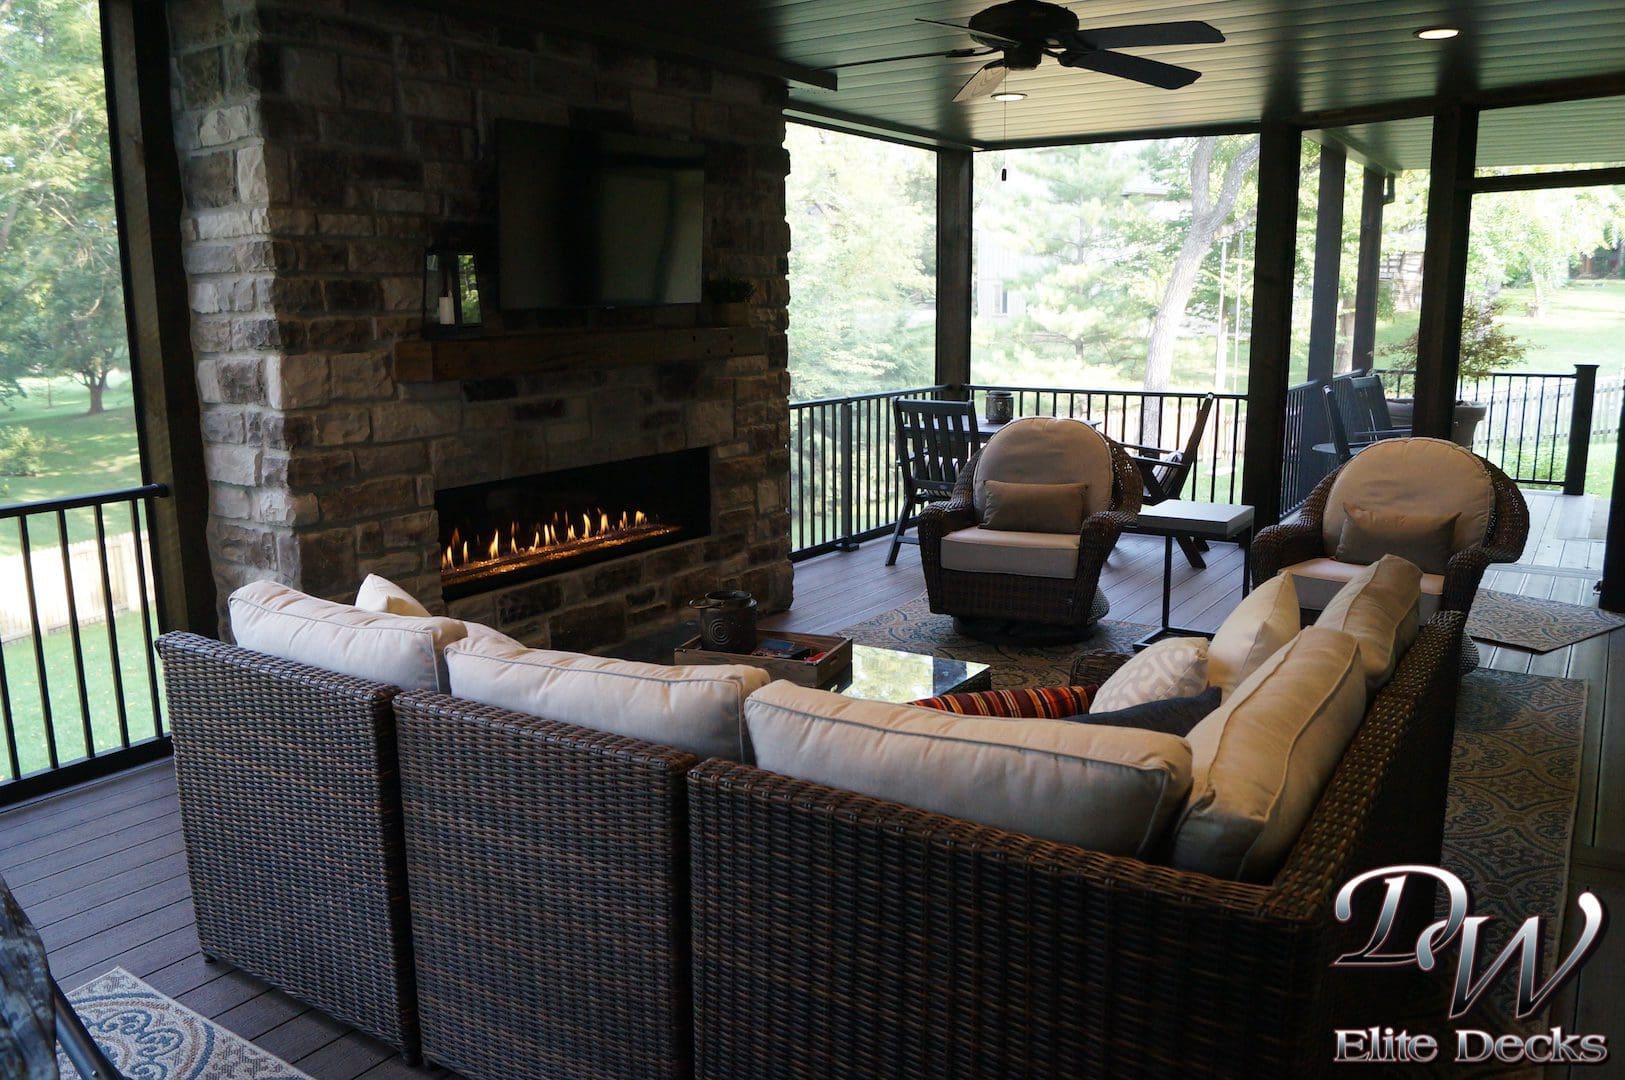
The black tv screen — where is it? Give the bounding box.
[497,121,705,310]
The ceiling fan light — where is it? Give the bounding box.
[991,91,1027,101]
[1413,26,1460,40]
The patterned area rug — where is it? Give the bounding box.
[62,969,313,1080]
[840,593,1153,689]
[1467,589,1625,652]
[1439,670,1587,1034]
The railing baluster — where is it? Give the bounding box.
[131,499,162,736]
[55,510,95,760]
[0,571,16,779]
[93,505,131,750]
[18,520,58,770]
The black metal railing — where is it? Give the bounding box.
[1281,380,1328,516]
[788,384,1247,560]
[1370,365,1599,491]
[0,484,169,804]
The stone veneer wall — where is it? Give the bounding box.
[165,0,793,650]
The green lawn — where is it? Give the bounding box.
[0,374,144,556]
[0,607,165,782]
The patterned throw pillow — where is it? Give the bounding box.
[910,685,1095,719]
[1089,637,1210,714]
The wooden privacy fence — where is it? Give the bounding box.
[0,528,157,641]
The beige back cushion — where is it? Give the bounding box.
[1321,438,1493,556]
[973,417,1114,520]
[229,580,466,692]
[1207,573,1301,698]
[1171,627,1367,881]
[1314,554,1423,691]
[445,635,770,761]
[747,681,1192,856]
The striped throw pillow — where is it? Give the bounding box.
[910,685,1095,719]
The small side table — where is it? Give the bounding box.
[1129,499,1255,649]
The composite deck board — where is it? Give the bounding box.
[0,490,1616,1078]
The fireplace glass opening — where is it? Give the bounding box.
[435,448,710,599]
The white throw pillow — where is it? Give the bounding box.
[1314,554,1423,691]
[228,580,466,692]
[1207,573,1301,697]
[445,635,770,761]
[1171,627,1367,881]
[1089,637,1210,714]
[747,681,1192,856]
[354,573,431,617]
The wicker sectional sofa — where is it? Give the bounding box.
[156,605,1464,1080]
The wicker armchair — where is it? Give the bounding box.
[155,632,419,1060]
[918,417,1142,633]
[1253,438,1528,620]
[393,691,697,1080]
[688,613,1464,1079]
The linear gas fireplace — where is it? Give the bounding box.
[435,448,711,600]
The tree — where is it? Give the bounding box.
[0,0,129,414]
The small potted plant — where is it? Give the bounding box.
[1378,298,1527,447]
[704,276,755,327]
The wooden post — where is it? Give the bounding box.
[1241,125,1302,529]
[102,0,218,635]
[1564,364,1599,497]
[936,148,974,398]
[1412,105,1479,440]
[1306,144,1346,385]
[1601,389,1625,613]
[1350,168,1388,371]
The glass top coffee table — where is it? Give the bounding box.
[608,621,991,704]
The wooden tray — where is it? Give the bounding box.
[675,631,853,688]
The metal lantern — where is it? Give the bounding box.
[422,242,483,337]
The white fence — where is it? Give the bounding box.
[0,529,155,642]
[1594,375,1624,437]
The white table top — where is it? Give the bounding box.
[1135,499,1254,536]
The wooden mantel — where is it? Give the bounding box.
[392,325,768,382]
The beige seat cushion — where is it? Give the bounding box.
[939,526,1080,579]
[1171,627,1367,881]
[973,417,1114,519]
[747,681,1192,855]
[1321,438,1493,557]
[229,580,466,693]
[1090,637,1210,713]
[1207,573,1300,698]
[1287,557,1443,620]
[1314,555,1423,691]
[445,635,770,761]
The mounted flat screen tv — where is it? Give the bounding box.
[497,120,706,310]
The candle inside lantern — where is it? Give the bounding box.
[436,294,455,325]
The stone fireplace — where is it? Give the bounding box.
[166,0,795,650]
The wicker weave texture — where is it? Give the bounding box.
[688,615,1465,1079]
[393,691,699,1080]
[154,632,418,1057]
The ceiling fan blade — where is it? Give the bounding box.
[1057,49,1202,89]
[915,16,1023,48]
[953,60,1009,102]
[828,46,993,70]
[1070,20,1225,50]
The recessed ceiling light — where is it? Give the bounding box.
[991,91,1027,102]
[1414,26,1460,40]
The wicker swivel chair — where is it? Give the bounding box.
[918,417,1141,636]
[1253,438,1527,662]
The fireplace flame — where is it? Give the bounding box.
[440,506,675,581]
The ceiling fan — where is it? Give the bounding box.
[830,0,1224,101]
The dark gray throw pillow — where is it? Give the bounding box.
[1059,685,1221,737]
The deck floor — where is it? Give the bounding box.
[2,490,1619,1078]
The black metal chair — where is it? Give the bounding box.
[887,399,980,566]
[1323,374,1411,463]
[1121,392,1216,568]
